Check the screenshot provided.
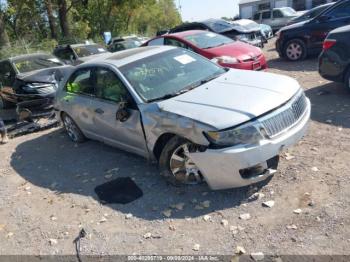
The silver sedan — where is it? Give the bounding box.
[55,46,311,190]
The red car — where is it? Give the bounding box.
[143,30,267,71]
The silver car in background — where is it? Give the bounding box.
[55,46,310,190]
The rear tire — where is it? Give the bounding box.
[159,136,203,186]
[283,39,307,61]
[345,68,350,90]
[62,113,86,143]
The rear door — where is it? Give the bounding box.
[88,66,148,156]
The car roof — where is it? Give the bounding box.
[1,53,53,63]
[82,46,176,68]
[166,30,208,38]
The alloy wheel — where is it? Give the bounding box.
[63,116,79,142]
[286,42,303,61]
[169,143,203,185]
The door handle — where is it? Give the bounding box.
[95,108,104,114]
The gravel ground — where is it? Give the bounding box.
[0,39,350,258]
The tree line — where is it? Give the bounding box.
[0,0,182,49]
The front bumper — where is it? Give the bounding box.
[190,98,311,190]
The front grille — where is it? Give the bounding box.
[261,93,308,137]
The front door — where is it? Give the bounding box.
[309,1,350,49]
[89,67,148,157]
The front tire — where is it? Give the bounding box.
[62,113,86,143]
[284,39,307,61]
[159,136,203,186]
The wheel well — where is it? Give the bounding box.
[153,133,176,160]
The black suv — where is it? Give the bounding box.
[276,0,350,61]
[319,25,350,89]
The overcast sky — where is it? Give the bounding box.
[175,0,240,22]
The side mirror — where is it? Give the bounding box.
[116,101,130,122]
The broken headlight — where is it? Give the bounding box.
[205,123,263,147]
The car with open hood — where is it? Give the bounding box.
[276,0,350,61]
[143,30,267,71]
[55,46,310,190]
[162,18,264,47]
[53,43,109,65]
[0,53,67,117]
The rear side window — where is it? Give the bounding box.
[165,38,187,48]
[273,10,283,18]
[66,68,94,96]
[262,11,271,19]
[147,38,164,46]
[95,68,127,103]
[326,2,350,19]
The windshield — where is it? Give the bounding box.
[14,55,64,73]
[204,20,234,33]
[120,49,226,102]
[280,7,297,16]
[184,32,233,49]
[72,45,108,58]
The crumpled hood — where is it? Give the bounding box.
[16,65,72,84]
[157,70,301,130]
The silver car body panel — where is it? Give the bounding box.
[55,46,311,189]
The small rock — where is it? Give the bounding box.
[0,224,5,231]
[221,219,229,227]
[193,244,200,251]
[316,216,321,222]
[49,239,57,245]
[194,205,204,210]
[169,225,176,231]
[262,200,275,208]
[311,147,318,152]
[125,213,133,219]
[174,203,185,211]
[286,224,298,230]
[251,252,264,261]
[6,232,13,238]
[203,215,211,222]
[311,167,319,172]
[239,213,251,220]
[325,119,332,123]
[201,200,210,208]
[248,192,265,202]
[291,237,297,242]
[24,186,31,191]
[50,215,57,221]
[293,209,302,214]
[143,232,152,239]
[235,246,246,255]
[162,209,172,218]
[104,174,113,179]
[308,200,315,207]
[99,217,107,223]
[285,152,295,160]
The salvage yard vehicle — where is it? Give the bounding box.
[53,43,109,65]
[319,25,350,89]
[253,7,300,32]
[276,0,350,61]
[163,19,264,47]
[286,3,334,26]
[0,53,65,117]
[55,46,310,190]
[143,30,267,71]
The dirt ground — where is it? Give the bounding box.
[1,39,350,258]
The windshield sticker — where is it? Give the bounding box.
[206,33,216,38]
[174,54,196,65]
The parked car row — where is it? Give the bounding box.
[0,23,312,190]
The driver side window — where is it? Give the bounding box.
[66,68,94,96]
[95,68,127,103]
[326,2,350,19]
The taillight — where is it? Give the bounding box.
[323,39,336,51]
